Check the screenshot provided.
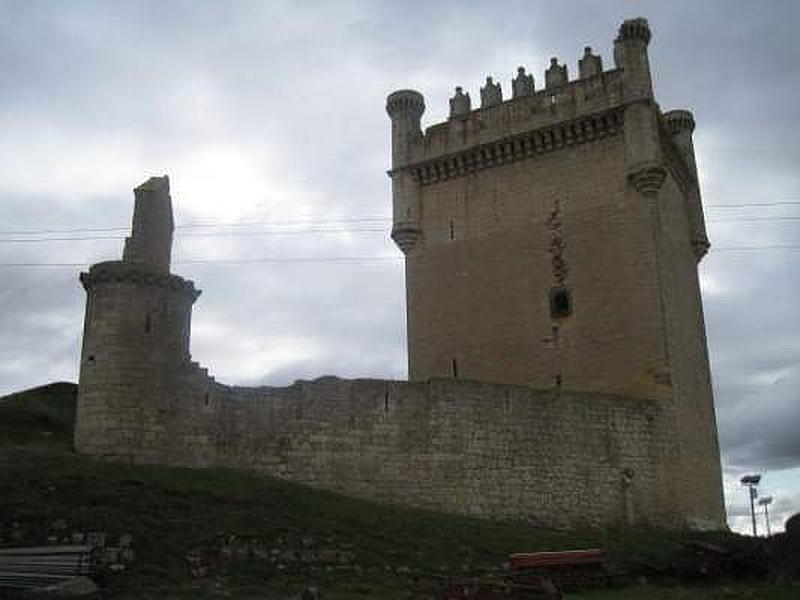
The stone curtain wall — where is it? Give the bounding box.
[78,371,682,529]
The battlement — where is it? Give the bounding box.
[413,70,627,185]
[387,18,663,175]
[403,67,627,171]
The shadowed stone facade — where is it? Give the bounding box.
[75,18,725,530]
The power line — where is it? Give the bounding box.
[2,201,799,237]
[3,216,800,244]
[2,244,800,268]
[0,217,390,237]
[0,228,389,243]
[706,216,800,223]
[713,245,800,252]
[0,256,403,268]
[705,201,800,208]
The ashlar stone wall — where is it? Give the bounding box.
[77,367,683,529]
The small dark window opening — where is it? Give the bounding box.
[550,288,572,319]
[144,312,153,333]
[87,355,95,364]
[449,220,455,240]
[452,358,459,379]
[384,391,389,413]
[204,393,210,406]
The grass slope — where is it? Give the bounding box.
[0,384,791,599]
[0,382,76,447]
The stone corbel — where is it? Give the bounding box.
[628,162,667,198]
[391,224,422,254]
[692,237,710,262]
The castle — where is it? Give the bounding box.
[74,18,726,530]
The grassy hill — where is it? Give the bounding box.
[0,384,793,599]
[0,382,77,448]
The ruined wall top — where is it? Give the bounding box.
[122,175,174,274]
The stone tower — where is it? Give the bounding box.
[387,18,724,525]
[74,176,201,456]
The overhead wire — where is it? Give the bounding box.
[2,200,799,266]
[2,215,800,243]
[1,200,800,237]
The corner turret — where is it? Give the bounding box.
[614,18,665,197]
[614,17,654,99]
[665,109,698,177]
[386,90,426,254]
[386,89,425,168]
[665,109,710,260]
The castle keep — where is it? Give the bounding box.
[75,19,726,530]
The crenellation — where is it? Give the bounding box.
[545,57,569,88]
[448,86,471,119]
[409,68,626,166]
[480,76,503,108]
[578,46,603,79]
[512,66,535,98]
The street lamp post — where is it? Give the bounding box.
[740,474,761,537]
[758,496,773,537]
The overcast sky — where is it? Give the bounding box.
[1,0,798,534]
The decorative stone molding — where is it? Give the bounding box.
[408,107,624,187]
[391,225,422,254]
[628,163,667,197]
[692,238,711,261]
[80,261,201,301]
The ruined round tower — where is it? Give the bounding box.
[74,176,200,457]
